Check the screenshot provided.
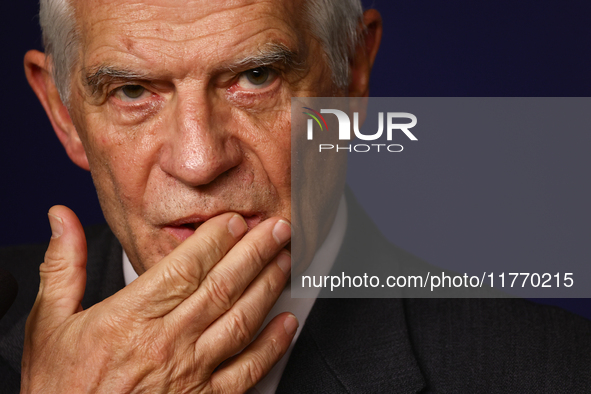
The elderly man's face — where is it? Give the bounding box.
[61,0,338,273]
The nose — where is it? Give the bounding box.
[159,95,242,187]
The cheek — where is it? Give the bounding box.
[80,113,160,218]
[235,106,292,192]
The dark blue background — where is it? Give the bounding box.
[1,1,590,318]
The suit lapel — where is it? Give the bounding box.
[82,224,126,308]
[278,298,426,393]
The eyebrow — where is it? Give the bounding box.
[82,42,302,97]
[224,42,302,71]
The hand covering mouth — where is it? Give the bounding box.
[164,214,262,242]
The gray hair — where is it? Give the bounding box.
[39,0,364,104]
[303,0,364,91]
[39,0,79,106]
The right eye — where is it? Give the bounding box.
[114,85,151,102]
[236,67,278,90]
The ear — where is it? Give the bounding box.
[24,50,90,171]
[348,9,383,97]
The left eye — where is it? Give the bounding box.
[114,85,150,102]
[237,67,277,90]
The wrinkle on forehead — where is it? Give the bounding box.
[75,0,299,39]
[74,0,305,75]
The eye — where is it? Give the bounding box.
[237,67,277,90]
[113,85,151,102]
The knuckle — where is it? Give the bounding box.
[241,354,267,387]
[267,337,282,358]
[240,242,266,269]
[199,235,227,263]
[226,309,253,348]
[38,260,71,296]
[204,273,234,312]
[262,271,283,295]
[40,253,68,273]
[164,255,202,287]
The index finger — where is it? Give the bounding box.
[113,212,248,319]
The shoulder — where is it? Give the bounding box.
[404,297,591,391]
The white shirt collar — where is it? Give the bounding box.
[122,195,348,393]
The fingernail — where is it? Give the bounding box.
[48,213,63,239]
[228,214,247,238]
[284,314,299,336]
[276,251,291,275]
[272,220,291,245]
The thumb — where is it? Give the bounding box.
[35,205,88,327]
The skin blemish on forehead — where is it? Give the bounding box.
[122,36,135,52]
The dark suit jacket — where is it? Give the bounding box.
[2,192,591,393]
[278,191,591,392]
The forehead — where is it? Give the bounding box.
[75,0,304,69]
